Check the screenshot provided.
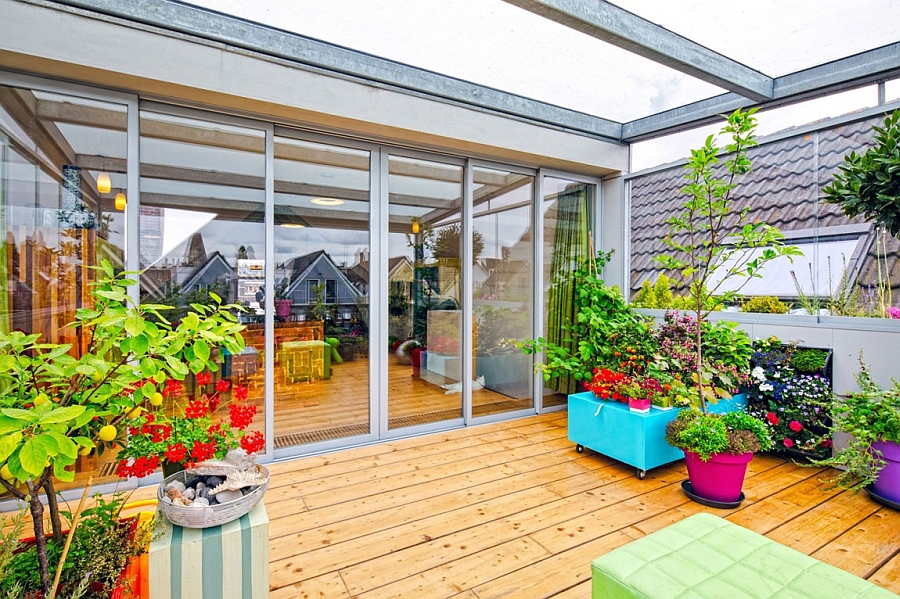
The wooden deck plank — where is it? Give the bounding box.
[811,508,900,578]
[871,551,900,591]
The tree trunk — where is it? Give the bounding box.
[26,480,52,596]
[43,473,64,545]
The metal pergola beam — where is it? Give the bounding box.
[622,42,900,142]
[500,0,774,103]
[50,0,623,141]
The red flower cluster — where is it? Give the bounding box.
[116,371,263,478]
[588,368,628,402]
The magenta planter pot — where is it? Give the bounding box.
[628,398,651,413]
[684,451,753,504]
[871,440,900,504]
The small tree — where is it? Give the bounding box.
[656,108,802,411]
[0,261,245,595]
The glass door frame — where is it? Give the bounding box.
[536,168,604,413]
[468,158,540,426]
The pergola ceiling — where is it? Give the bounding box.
[156,0,900,142]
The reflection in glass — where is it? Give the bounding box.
[139,110,266,461]
[473,167,534,415]
[1,85,127,489]
[273,137,371,446]
[542,177,592,407]
[388,156,463,429]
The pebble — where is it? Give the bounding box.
[190,497,210,506]
[165,480,186,493]
[215,489,243,504]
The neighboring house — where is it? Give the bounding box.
[630,115,900,300]
[282,250,364,321]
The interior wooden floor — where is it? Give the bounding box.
[4,411,900,598]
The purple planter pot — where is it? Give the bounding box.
[628,398,651,413]
[684,450,753,503]
[871,439,900,504]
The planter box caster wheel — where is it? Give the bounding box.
[637,469,646,479]
[576,444,584,454]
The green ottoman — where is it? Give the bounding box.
[591,513,898,599]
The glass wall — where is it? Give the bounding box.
[387,154,464,429]
[0,85,128,487]
[542,176,593,407]
[273,135,371,446]
[472,166,534,415]
[138,109,267,464]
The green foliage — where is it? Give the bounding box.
[0,260,244,596]
[430,223,484,263]
[632,280,657,308]
[653,274,674,309]
[810,355,900,491]
[1,493,156,598]
[0,508,26,580]
[791,348,828,373]
[520,250,654,384]
[740,295,790,314]
[475,306,529,356]
[823,110,900,238]
[274,277,290,300]
[665,409,773,461]
[654,108,802,410]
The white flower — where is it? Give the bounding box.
[760,383,774,392]
[751,366,766,382]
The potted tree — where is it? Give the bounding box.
[810,356,900,508]
[653,108,800,503]
[0,260,245,596]
[665,410,773,506]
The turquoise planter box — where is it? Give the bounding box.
[567,391,748,477]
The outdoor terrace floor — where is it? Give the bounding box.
[260,410,900,598]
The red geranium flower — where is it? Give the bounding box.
[789,420,803,432]
[196,371,212,386]
[783,438,794,448]
[216,379,231,393]
[766,412,779,426]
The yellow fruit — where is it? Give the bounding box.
[34,394,50,406]
[0,465,13,482]
[78,444,94,456]
[127,406,143,419]
[149,392,164,407]
[98,425,117,442]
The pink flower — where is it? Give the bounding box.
[783,438,794,448]
[888,306,900,319]
[789,420,803,432]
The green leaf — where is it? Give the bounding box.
[130,333,150,356]
[193,339,211,362]
[0,408,39,423]
[0,432,23,463]
[38,405,87,425]
[54,460,75,482]
[19,437,49,476]
[48,432,78,459]
[72,408,95,429]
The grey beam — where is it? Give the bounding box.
[501,0,773,102]
[48,0,623,141]
[623,42,900,142]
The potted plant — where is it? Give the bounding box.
[115,371,264,479]
[273,277,292,319]
[0,261,245,596]
[0,492,155,598]
[665,409,773,505]
[810,356,900,507]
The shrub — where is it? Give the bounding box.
[741,295,789,314]
[632,280,657,308]
[791,348,828,373]
[653,274,674,309]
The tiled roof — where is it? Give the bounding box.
[630,115,900,299]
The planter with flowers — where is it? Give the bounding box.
[746,336,834,460]
[809,356,900,509]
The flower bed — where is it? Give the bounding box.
[746,336,833,459]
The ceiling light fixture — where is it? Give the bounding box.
[310,197,344,206]
[280,223,306,228]
[115,192,127,211]
[97,172,111,194]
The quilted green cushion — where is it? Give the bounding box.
[592,513,898,599]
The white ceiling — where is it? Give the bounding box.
[185,0,900,123]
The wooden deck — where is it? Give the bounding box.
[5,411,899,597]
[262,411,900,598]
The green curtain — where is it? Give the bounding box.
[545,184,589,394]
